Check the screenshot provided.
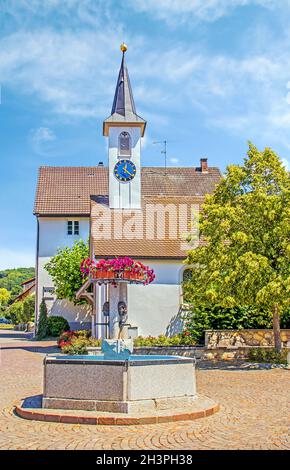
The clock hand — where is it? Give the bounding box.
[123,166,134,176]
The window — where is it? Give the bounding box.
[67,220,79,236]
[118,131,131,156]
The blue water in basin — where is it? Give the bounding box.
[51,355,183,361]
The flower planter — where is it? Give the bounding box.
[105,271,115,279]
[82,257,155,285]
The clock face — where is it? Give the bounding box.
[114,159,136,182]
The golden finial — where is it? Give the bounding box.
[120,43,127,53]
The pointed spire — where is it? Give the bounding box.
[103,44,146,137]
[111,46,136,117]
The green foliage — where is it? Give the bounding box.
[281,309,290,328]
[133,334,197,347]
[37,300,48,339]
[248,348,287,365]
[61,336,101,355]
[0,288,10,306]
[0,267,35,299]
[182,305,273,344]
[6,301,23,324]
[47,316,70,337]
[45,240,89,304]
[4,294,35,325]
[185,143,290,347]
[21,295,35,323]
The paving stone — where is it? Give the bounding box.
[0,330,289,450]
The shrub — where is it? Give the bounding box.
[6,301,23,325]
[133,334,197,347]
[21,295,35,324]
[281,309,290,328]
[45,240,89,304]
[58,329,99,354]
[183,305,274,344]
[57,329,91,348]
[47,316,70,337]
[248,348,288,365]
[37,300,48,339]
[61,336,101,355]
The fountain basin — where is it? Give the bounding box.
[43,355,196,413]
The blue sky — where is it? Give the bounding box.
[1,0,290,269]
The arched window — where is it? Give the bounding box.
[119,131,131,156]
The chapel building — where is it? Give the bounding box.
[34,45,222,337]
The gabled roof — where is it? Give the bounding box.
[34,166,222,216]
[13,281,35,304]
[21,277,36,286]
[90,195,205,260]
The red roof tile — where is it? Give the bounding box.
[34,166,221,216]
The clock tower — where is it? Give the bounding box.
[103,44,146,209]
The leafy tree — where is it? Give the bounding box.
[21,294,35,324]
[0,268,35,299]
[0,288,10,313]
[37,300,48,339]
[185,143,290,351]
[45,240,89,304]
[6,301,23,325]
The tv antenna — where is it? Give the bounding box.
[153,140,167,173]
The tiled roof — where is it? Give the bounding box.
[34,166,221,216]
[13,281,36,304]
[91,195,206,259]
[21,277,36,286]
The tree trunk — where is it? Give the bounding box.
[273,303,282,352]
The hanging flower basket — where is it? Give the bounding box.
[80,257,155,285]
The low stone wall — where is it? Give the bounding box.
[203,347,290,361]
[134,346,204,359]
[87,346,204,359]
[205,329,290,349]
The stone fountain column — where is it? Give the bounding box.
[109,282,128,339]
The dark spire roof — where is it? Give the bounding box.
[103,46,146,136]
[111,52,136,116]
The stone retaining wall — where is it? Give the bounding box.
[205,329,290,349]
[133,346,204,359]
[87,346,204,359]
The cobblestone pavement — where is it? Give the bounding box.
[0,330,289,450]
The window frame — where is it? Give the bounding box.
[67,220,80,236]
[118,131,131,157]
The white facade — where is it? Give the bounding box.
[36,217,92,329]
[108,126,142,209]
[37,218,186,336]
[92,260,186,339]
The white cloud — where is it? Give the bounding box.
[0,249,35,270]
[1,2,290,153]
[169,157,179,165]
[129,0,279,24]
[0,28,123,118]
[29,127,56,156]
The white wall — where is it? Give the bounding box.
[37,218,91,328]
[38,217,89,257]
[127,260,185,337]
[108,126,141,209]
[37,218,187,336]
